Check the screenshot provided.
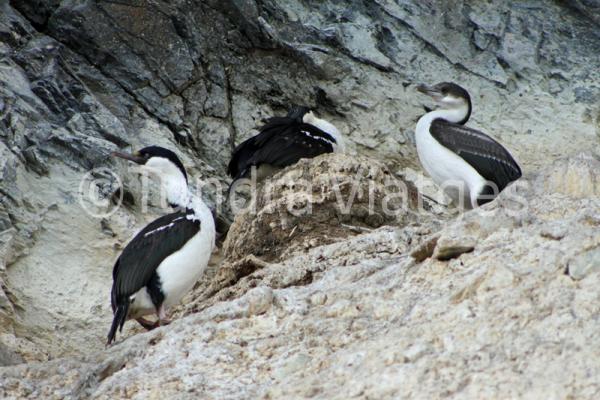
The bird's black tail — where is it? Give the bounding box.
[106,302,129,346]
[476,183,498,207]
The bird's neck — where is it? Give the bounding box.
[164,174,214,232]
[416,103,471,140]
[428,103,471,125]
[186,196,216,248]
[163,174,190,209]
[186,196,213,224]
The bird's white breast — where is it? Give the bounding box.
[155,221,215,308]
[128,202,215,318]
[415,114,486,207]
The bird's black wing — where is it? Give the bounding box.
[251,122,334,167]
[111,210,200,307]
[430,119,522,191]
[228,117,300,179]
[227,135,258,179]
[107,210,201,344]
[228,117,335,180]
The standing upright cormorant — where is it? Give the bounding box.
[107,146,215,345]
[415,82,521,208]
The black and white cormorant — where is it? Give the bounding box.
[107,146,215,345]
[415,82,522,208]
[227,106,344,185]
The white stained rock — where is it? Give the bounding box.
[540,153,600,199]
[1,153,600,399]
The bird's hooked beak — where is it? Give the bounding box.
[111,150,146,165]
[416,84,443,113]
[416,84,443,100]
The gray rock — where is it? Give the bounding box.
[535,152,600,199]
[567,247,600,280]
[2,154,600,398]
[0,0,600,397]
[564,0,600,26]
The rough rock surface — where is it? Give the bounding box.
[223,153,422,263]
[0,0,599,398]
[2,155,600,399]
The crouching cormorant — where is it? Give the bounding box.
[227,106,344,187]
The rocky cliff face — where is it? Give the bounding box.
[0,0,599,398]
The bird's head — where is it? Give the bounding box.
[417,82,470,109]
[112,146,187,183]
[112,146,189,208]
[416,82,472,124]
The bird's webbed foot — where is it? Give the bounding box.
[136,317,159,330]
